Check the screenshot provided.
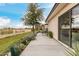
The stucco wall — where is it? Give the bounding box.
[48,16,58,40]
[48,4,77,40]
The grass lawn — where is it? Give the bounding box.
[0,32,31,55]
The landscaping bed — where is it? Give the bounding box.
[0,32,35,56]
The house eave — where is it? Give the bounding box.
[45,3,59,22]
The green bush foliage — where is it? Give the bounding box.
[48,31,53,38]
[19,44,26,51]
[10,46,21,56]
[22,40,27,45]
[24,33,36,41]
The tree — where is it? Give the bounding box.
[22,3,44,33]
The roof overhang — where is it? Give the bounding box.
[45,3,69,23]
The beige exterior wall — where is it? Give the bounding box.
[48,3,77,40]
[48,16,58,40]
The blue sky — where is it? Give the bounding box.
[0,3,54,28]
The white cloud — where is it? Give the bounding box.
[72,18,79,28]
[14,22,26,28]
[0,16,32,29]
[14,22,31,28]
[0,17,11,28]
[14,22,33,28]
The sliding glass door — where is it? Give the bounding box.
[59,4,79,48]
[59,11,72,47]
[72,5,79,48]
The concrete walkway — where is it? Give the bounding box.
[21,33,66,56]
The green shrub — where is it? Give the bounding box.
[26,34,36,41]
[10,46,21,56]
[15,47,21,56]
[10,33,36,56]
[22,40,27,45]
[48,31,53,38]
[19,44,26,51]
[10,47,16,56]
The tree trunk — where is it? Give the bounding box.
[32,25,35,34]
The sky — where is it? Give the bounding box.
[0,3,54,28]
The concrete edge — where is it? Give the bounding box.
[52,38,74,51]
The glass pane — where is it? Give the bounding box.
[59,11,71,46]
[72,5,79,48]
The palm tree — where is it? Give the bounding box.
[22,3,44,33]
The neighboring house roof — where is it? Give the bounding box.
[45,3,59,22]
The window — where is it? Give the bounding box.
[59,4,79,48]
[72,5,79,48]
[59,11,72,46]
